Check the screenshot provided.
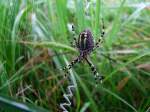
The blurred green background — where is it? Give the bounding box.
[0,0,150,112]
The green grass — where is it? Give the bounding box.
[0,0,150,112]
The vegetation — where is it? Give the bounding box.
[0,0,150,112]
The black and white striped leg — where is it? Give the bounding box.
[94,18,105,49]
[71,38,77,48]
[85,58,104,84]
[63,56,82,77]
[70,24,78,48]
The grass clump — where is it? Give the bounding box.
[0,0,150,112]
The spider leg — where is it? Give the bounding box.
[85,57,104,84]
[70,24,78,48]
[94,18,105,49]
[63,56,82,76]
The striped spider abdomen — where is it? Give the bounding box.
[77,29,94,56]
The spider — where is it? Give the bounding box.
[63,19,105,84]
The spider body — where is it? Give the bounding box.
[77,29,94,58]
[63,19,105,83]
[78,29,94,52]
